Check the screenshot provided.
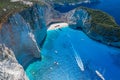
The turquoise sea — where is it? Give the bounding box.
[26,0,120,80]
[26,27,120,80]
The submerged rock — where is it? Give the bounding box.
[0,44,28,80]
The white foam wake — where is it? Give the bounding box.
[67,34,84,71]
[95,70,105,80]
[71,43,84,71]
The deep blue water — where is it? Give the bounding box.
[54,0,120,25]
[26,27,120,80]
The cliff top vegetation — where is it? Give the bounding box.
[0,0,45,25]
[81,7,120,42]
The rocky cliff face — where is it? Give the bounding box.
[0,3,91,79]
[66,8,91,31]
[0,4,47,68]
[0,4,48,80]
[67,7,120,48]
[0,44,28,80]
[46,5,120,48]
[20,4,47,47]
[44,5,90,28]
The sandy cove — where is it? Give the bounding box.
[47,23,68,30]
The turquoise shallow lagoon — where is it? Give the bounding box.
[26,27,120,80]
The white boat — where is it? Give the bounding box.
[67,34,84,71]
[95,70,105,80]
[71,44,84,71]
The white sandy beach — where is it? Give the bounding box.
[48,23,68,30]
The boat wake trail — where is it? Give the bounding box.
[71,42,84,71]
[67,34,84,71]
[95,70,105,80]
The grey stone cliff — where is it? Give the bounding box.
[0,44,28,80]
[0,4,47,68]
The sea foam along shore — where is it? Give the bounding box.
[48,23,68,30]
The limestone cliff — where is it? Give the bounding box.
[0,44,28,80]
[68,7,120,48]
[45,5,120,48]
[66,8,91,31]
[0,4,47,68]
[20,4,47,47]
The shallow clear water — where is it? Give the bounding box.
[26,27,120,80]
[54,0,120,25]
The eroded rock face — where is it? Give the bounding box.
[43,5,91,31]
[66,8,91,32]
[0,13,41,67]
[47,5,120,48]
[68,8,120,48]
[0,4,48,68]
[20,4,47,47]
[0,44,29,80]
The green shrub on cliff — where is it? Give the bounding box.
[91,23,120,42]
[0,0,28,23]
[83,7,118,27]
[0,0,45,24]
[82,7,120,42]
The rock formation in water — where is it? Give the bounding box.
[0,44,28,80]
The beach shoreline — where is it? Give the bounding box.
[47,23,68,30]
